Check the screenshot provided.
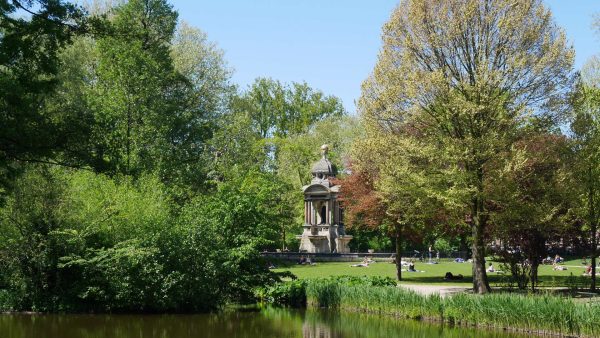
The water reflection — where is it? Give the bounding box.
[0,308,535,338]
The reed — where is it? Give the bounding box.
[305,280,600,337]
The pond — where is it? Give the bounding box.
[0,307,536,338]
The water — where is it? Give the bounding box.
[0,308,535,338]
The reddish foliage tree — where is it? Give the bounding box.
[333,165,409,279]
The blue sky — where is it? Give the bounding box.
[170,0,600,113]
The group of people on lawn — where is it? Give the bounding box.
[297,252,600,278]
[351,257,420,272]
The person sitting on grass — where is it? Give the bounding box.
[554,254,564,264]
[408,260,417,272]
[486,263,495,273]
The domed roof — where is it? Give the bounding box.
[311,144,337,176]
[311,157,336,175]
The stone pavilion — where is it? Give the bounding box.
[297,145,352,253]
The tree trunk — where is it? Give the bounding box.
[395,224,402,281]
[472,196,491,294]
[282,226,286,252]
[470,162,491,294]
[530,261,539,292]
[589,165,597,292]
[590,214,597,292]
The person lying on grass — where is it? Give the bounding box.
[552,262,567,271]
[351,257,370,267]
[444,272,464,280]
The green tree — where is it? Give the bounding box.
[233,78,345,139]
[360,0,573,293]
[571,58,600,291]
[0,166,66,311]
[0,0,87,193]
[87,0,212,187]
[489,131,575,291]
[180,170,284,302]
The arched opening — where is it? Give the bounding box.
[320,205,326,224]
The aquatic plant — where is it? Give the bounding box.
[304,281,600,337]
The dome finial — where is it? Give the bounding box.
[320,144,329,158]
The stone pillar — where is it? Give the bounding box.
[304,201,307,223]
[330,200,334,225]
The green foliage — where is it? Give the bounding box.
[433,238,453,256]
[0,167,282,312]
[570,58,600,290]
[233,77,345,139]
[178,170,287,303]
[0,0,88,192]
[256,280,307,308]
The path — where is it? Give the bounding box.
[399,284,470,297]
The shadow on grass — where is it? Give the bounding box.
[399,275,473,284]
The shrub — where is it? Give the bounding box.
[256,280,307,307]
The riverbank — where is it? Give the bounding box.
[301,279,600,337]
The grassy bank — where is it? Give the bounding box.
[302,279,600,337]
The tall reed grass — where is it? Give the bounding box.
[305,280,600,337]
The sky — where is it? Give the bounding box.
[170,0,600,113]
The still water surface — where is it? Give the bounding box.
[1,307,536,338]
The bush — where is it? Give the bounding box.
[0,167,282,312]
[256,280,307,307]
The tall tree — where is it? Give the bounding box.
[571,58,600,291]
[360,0,573,293]
[88,0,190,178]
[233,78,345,139]
[0,0,86,192]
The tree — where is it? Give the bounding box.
[0,0,87,193]
[571,58,600,292]
[334,165,393,273]
[336,132,445,281]
[360,0,573,293]
[489,130,575,291]
[233,78,345,140]
[87,0,217,188]
[214,85,349,249]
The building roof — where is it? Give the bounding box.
[311,144,337,176]
[311,157,336,175]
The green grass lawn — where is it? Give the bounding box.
[273,258,591,287]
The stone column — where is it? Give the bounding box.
[306,201,310,224]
